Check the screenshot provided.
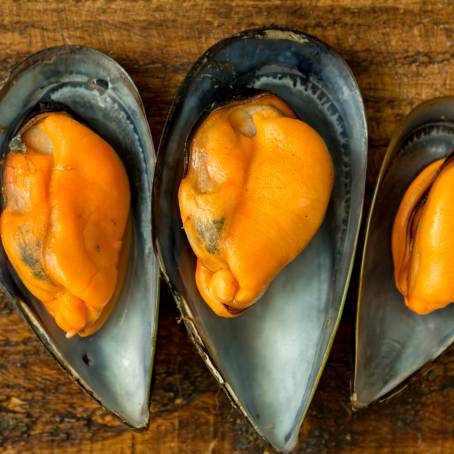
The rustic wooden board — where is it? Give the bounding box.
[0,1,453,452]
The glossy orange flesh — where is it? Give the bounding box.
[0,113,130,336]
[392,156,454,314]
[179,94,334,317]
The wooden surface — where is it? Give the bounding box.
[0,1,453,452]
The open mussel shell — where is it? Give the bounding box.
[0,46,159,427]
[153,28,367,451]
[353,97,454,408]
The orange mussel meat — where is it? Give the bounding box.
[179,94,334,317]
[392,155,454,314]
[0,113,130,336]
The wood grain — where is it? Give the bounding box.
[0,1,453,452]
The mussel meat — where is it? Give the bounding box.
[392,154,454,314]
[1,112,131,337]
[179,93,333,317]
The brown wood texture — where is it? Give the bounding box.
[0,1,453,452]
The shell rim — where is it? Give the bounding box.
[0,44,145,111]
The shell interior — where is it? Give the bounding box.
[0,46,158,428]
[354,97,454,408]
[154,28,367,451]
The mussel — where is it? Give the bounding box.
[154,28,367,451]
[353,97,454,408]
[0,46,159,427]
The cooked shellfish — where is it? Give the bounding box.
[354,97,454,408]
[154,28,367,451]
[0,46,158,428]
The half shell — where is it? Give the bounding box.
[353,97,454,408]
[0,46,159,427]
[153,28,367,451]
